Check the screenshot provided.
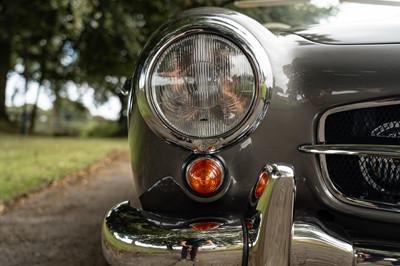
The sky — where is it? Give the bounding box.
[316,0,400,24]
[6,72,121,120]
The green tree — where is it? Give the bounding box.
[0,0,335,134]
[0,0,93,132]
[74,0,191,133]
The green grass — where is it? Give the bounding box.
[0,135,128,203]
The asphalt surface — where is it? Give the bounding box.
[0,150,134,266]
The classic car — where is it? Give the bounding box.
[102,1,400,265]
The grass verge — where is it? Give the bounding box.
[0,135,127,204]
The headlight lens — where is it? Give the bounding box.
[150,33,255,138]
[136,10,273,153]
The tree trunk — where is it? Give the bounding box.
[28,83,41,135]
[117,92,127,136]
[52,84,62,136]
[29,69,46,135]
[0,40,11,121]
[19,76,29,135]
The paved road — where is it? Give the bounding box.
[0,151,134,266]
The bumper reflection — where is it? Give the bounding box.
[102,201,244,265]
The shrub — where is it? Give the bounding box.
[80,121,122,138]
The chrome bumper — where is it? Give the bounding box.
[102,202,244,266]
[102,164,400,265]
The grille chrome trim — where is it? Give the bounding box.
[299,144,400,157]
[315,100,400,212]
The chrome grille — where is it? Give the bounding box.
[326,154,400,205]
[325,104,400,145]
[322,102,400,207]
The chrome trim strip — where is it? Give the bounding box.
[299,144,400,157]
[291,221,353,266]
[249,163,295,266]
[234,0,310,8]
[316,100,400,212]
[135,8,273,153]
[291,220,400,266]
[355,245,400,265]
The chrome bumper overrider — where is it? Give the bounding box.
[102,164,400,265]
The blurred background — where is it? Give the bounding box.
[1,0,210,137]
[0,0,340,137]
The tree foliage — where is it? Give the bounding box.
[0,0,336,134]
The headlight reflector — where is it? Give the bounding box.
[151,33,255,138]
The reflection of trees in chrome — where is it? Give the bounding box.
[228,3,338,30]
[282,57,336,106]
[106,204,243,249]
[132,227,243,249]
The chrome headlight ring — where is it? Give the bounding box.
[136,9,273,153]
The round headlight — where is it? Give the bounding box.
[136,9,273,152]
[150,33,255,138]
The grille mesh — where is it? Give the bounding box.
[324,103,400,205]
[326,155,400,204]
[325,104,400,145]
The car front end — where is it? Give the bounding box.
[102,2,400,265]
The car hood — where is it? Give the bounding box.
[290,19,400,45]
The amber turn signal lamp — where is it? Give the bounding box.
[191,222,223,231]
[186,157,224,195]
[255,171,269,199]
[246,220,254,229]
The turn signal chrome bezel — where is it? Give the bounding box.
[184,156,228,202]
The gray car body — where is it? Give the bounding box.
[129,6,400,224]
[103,6,400,265]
